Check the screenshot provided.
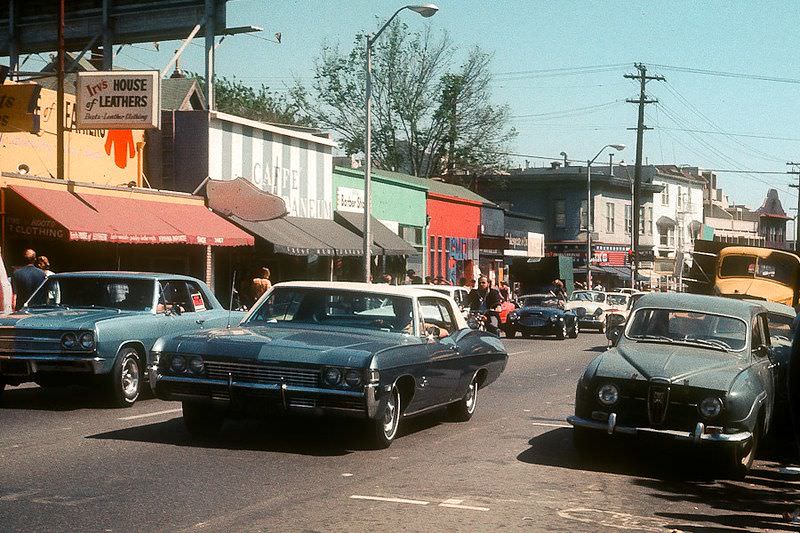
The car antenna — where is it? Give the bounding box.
[226,271,237,329]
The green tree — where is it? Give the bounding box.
[290,22,515,178]
[194,75,312,127]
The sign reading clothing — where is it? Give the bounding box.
[76,71,160,129]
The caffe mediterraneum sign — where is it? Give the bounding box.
[75,71,160,129]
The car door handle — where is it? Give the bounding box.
[196,318,206,325]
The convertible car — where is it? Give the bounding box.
[0,272,242,406]
[564,290,610,332]
[150,282,508,448]
[504,294,578,339]
[568,293,776,478]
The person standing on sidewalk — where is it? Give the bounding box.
[11,249,45,311]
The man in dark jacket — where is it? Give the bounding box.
[467,275,502,334]
[11,249,45,310]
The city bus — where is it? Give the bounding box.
[714,246,800,307]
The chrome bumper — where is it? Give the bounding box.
[567,414,752,444]
[154,373,382,419]
[0,353,109,376]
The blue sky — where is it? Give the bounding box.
[27,0,800,214]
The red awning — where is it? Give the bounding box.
[9,184,253,247]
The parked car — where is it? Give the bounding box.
[564,290,610,332]
[568,293,776,478]
[417,285,471,316]
[504,294,578,339]
[150,282,508,448]
[748,299,795,411]
[0,272,243,406]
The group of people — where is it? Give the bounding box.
[7,248,53,312]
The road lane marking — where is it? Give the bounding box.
[508,351,527,355]
[438,499,489,511]
[530,422,570,428]
[350,495,429,505]
[117,408,182,421]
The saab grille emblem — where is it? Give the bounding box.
[647,380,670,426]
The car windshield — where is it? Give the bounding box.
[570,291,603,302]
[521,295,561,308]
[626,308,748,351]
[26,277,155,312]
[606,294,628,306]
[245,288,417,333]
[720,253,797,286]
[768,312,795,343]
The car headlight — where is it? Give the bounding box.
[508,311,519,321]
[188,356,205,374]
[699,397,722,419]
[323,367,342,386]
[345,369,362,387]
[170,354,187,373]
[597,383,619,406]
[78,332,95,350]
[61,332,77,350]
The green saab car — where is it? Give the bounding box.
[0,272,243,407]
[568,293,776,479]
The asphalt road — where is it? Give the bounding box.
[1,333,798,532]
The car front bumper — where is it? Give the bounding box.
[577,317,604,329]
[567,414,752,444]
[506,321,562,335]
[0,353,110,384]
[154,373,382,419]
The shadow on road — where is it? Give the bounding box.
[0,384,157,411]
[86,408,448,456]
[517,427,800,531]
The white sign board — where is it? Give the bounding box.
[76,71,160,129]
[336,186,365,213]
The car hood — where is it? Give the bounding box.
[565,301,602,312]
[0,308,135,330]
[596,341,747,390]
[165,325,414,367]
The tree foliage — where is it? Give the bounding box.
[290,22,516,178]
[194,74,312,127]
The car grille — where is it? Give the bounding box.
[647,379,670,426]
[204,360,319,388]
[521,317,546,327]
[0,329,63,353]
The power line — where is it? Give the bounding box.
[511,100,623,120]
[651,63,800,85]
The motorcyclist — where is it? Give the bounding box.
[467,275,502,335]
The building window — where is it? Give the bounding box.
[554,200,566,228]
[606,202,615,233]
[647,207,653,235]
[624,205,632,235]
[659,227,674,247]
[677,186,683,208]
[579,200,588,230]
[662,186,670,206]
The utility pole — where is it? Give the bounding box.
[788,162,800,251]
[56,0,65,181]
[624,63,664,286]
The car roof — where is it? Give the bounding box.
[49,271,200,282]
[416,284,468,293]
[633,292,766,320]
[273,281,455,299]
[605,292,629,297]
[743,298,796,317]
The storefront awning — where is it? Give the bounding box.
[334,211,416,255]
[229,215,363,256]
[9,184,253,246]
[574,265,648,281]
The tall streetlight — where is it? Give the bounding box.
[586,144,625,289]
[364,4,439,282]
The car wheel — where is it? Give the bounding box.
[724,420,760,479]
[370,386,401,449]
[109,347,142,407]
[449,376,479,422]
[556,323,567,340]
[182,401,225,438]
[568,322,579,339]
[505,328,517,338]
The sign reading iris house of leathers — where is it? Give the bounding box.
[76,71,160,129]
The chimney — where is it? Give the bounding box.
[550,161,562,169]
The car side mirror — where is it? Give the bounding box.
[606,325,623,346]
[753,344,770,358]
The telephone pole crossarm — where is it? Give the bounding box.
[788,162,800,252]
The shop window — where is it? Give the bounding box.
[606,203,615,233]
[555,199,566,228]
[624,204,632,235]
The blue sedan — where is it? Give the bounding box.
[0,272,243,406]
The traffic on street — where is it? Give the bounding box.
[1,331,796,531]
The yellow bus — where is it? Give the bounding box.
[715,246,800,307]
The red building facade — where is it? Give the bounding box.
[427,193,481,284]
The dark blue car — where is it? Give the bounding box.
[503,294,579,340]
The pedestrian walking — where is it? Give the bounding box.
[11,249,45,310]
[250,267,272,304]
[35,255,54,277]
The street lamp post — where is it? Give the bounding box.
[364,4,438,282]
[586,144,625,289]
